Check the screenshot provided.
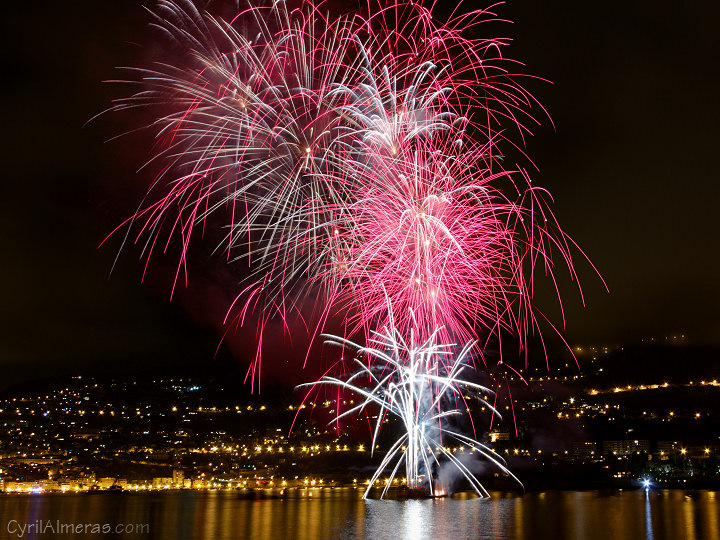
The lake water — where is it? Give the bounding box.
[0,489,717,539]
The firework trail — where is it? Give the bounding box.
[323,133,580,351]
[106,0,597,495]
[106,0,579,352]
[302,318,521,498]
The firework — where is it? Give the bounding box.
[302,320,520,499]
[107,0,594,496]
[321,133,579,351]
[106,0,575,352]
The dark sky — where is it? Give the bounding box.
[1,0,718,389]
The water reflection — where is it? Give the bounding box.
[402,500,425,539]
[0,489,716,539]
[645,490,654,540]
[362,497,514,540]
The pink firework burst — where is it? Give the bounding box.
[104,0,596,385]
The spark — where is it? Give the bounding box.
[302,317,520,499]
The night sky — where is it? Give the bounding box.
[1,0,718,389]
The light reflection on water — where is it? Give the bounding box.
[359,497,514,540]
[0,489,717,539]
[645,490,654,540]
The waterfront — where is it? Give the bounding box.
[0,489,717,539]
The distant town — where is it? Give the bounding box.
[1,336,718,494]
